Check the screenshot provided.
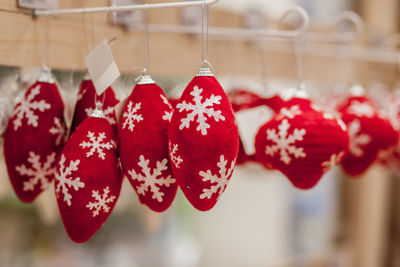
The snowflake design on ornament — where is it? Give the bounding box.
[128,155,176,202]
[86,186,116,217]
[321,152,345,172]
[15,151,56,192]
[49,117,66,146]
[76,87,88,102]
[160,94,173,122]
[265,119,306,164]
[347,100,376,118]
[85,102,117,125]
[347,119,371,157]
[169,141,183,168]
[177,85,225,136]
[276,105,302,120]
[79,131,115,160]
[199,155,235,200]
[55,155,85,206]
[122,101,143,131]
[13,85,51,131]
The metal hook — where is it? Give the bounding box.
[277,5,310,37]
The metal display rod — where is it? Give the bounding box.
[33,0,220,16]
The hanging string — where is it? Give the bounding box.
[144,9,150,72]
[42,14,50,68]
[293,35,304,90]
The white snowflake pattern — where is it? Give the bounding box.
[169,141,183,168]
[199,155,235,200]
[79,131,115,160]
[122,101,143,131]
[177,85,225,136]
[276,105,301,120]
[85,102,117,125]
[15,151,56,192]
[13,85,51,131]
[55,155,85,206]
[322,112,347,131]
[347,100,376,118]
[347,119,371,157]
[76,87,88,101]
[127,155,176,202]
[265,119,306,164]
[321,152,345,172]
[160,94,173,122]
[86,186,116,217]
[49,117,66,146]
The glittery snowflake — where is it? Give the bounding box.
[321,152,345,172]
[276,105,301,120]
[199,155,235,200]
[128,155,176,202]
[169,141,183,168]
[86,186,116,217]
[160,94,173,122]
[122,101,143,131]
[265,119,306,164]
[79,131,115,160]
[15,151,56,192]
[177,85,225,136]
[49,117,66,146]
[347,119,371,157]
[347,100,376,118]
[13,85,51,131]
[55,155,85,206]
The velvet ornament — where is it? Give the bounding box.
[337,96,399,176]
[168,66,239,211]
[118,73,177,212]
[70,79,119,137]
[55,115,122,243]
[4,79,66,202]
[255,97,349,189]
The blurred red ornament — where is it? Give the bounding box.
[255,96,349,189]
[4,74,66,202]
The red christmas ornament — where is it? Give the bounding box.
[255,96,349,189]
[71,79,119,137]
[168,64,239,211]
[4,73,66,203]
[337,95,399,176]
[55,114,121,243]
[118,71,177,212]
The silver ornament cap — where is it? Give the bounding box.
[89,102,105,118]
[136,68,155,85]
[196,60,214,77]
[37,65,55,84]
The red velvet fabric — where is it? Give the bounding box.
[70,79,119,137]
[337,96,399,176]
[169,76,239,211]
[55,117,121,243]
[118,83,177,212]
[4,81,66,202]
[255,97,349,189]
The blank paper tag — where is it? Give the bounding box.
[235,106,274,155]
[85,39,120,95]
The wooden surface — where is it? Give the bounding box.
[0,0,397,85]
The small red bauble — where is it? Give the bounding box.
[4,78,66,203]
[255,96,349,189]
[55,115,121,243]
[337,95,399,176]
[71,79,119,137]
[118,73,177,212]
[168,66,239,211]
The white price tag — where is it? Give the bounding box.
[85,39,120,95]
[235,106,274,155]
[18,0,58,9]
